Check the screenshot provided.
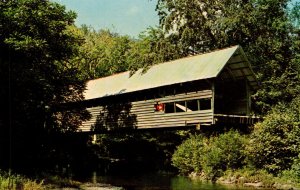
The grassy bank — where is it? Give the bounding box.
[0,170,85,190]
[0,170,125,190]
[188,168,300,189]
[0,170,44,190]
[218,168,300,189]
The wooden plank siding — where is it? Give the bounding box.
[79,90,213,132]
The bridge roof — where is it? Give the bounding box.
[84,45,257,100]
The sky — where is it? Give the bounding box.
[52,0,159,38]
[51,0,299,38]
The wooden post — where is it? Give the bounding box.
[245,79,251,115]
[196,123,201,130]
[211,80,215,124]
[92,134,97,144]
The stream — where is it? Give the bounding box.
[75,172,267,190]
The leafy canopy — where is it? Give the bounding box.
[0,0,88,169]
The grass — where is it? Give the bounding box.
[221,168,275,187]
[219,168,300,189]
[41,174,82,189]
[0,170,44,190]
[0,170,82,190]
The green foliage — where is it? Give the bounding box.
[172,131,247,179]
[222,168,276,187]
[172,98,300,182]
[72,27,133,79]
[201,142,224,180]
[172,135,204,174]
[0,0,88,170]
[201,131,247,180]
[222,167,300,188]
[0,171,44,190]
[128,27,182,72]
[0,171,86,190]
[246,96,300,174]
[281,154,300,183]
[0,0,85,130]
[41,174,81,189]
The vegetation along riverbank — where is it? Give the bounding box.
[0,170,125,190]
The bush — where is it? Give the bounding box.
[172,130,247,179]
[171,135,204,174]
[281,154,300,183]
[246,96,300,174]
[201,131,247,180]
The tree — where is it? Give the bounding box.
[71,27,134,80]
[0,0,88,170]
[128,27,182,72]
[156,0,300,112]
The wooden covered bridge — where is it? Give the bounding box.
[79,45,259,132]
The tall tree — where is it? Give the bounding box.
[0,0,88,170]
[156,0,300,112]
[128,27,182,72]
[72,27,133,80]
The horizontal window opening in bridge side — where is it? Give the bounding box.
[186,99,199,111]
[199,98,211,110]
[175,101,186,113]
[164,102,175,113]
[156,98,212,114]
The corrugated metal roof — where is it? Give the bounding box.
[84,45,257,100]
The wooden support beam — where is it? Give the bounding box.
[92,134,97,144]
[246,79,251,115]
[196,123,201,130]
[211,80,215,124]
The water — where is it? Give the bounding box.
[81,172,262,190]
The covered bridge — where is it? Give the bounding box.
[79,45,259,132]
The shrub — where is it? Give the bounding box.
[201,130,247,180]
[172,130,247,180]
[246,96,300,174]
[171,135,204,174]
[281,154,300,183]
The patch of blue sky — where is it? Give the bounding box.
[51,0,159,38]
[51,0,299,37]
